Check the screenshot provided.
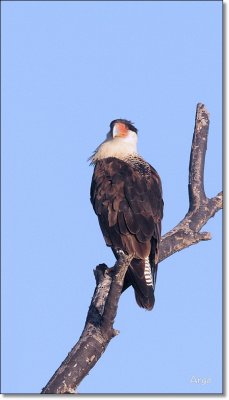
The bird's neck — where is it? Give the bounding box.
[91,138,138,164]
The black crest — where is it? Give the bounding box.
[109,119,138,134]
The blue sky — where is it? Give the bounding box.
[2,0,222,394]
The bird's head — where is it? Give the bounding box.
[109,119,138,140]
[89,119,138,164]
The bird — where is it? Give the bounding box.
[89,119,163,310]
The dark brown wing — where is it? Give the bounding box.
[90,157,163,258]
[90,156,163,309]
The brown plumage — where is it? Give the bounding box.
[90,120,163,310]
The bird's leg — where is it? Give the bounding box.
[107,249,128,277]
[114,250,133,282]
[116,249,126,258]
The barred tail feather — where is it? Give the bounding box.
[123,258,155,311]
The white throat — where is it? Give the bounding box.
[90,131,138,164]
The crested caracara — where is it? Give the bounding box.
[90,119,163,310]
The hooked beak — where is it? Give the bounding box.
[113,122,129,138]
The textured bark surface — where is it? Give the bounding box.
[159,104,222,262]
[41,103,222,394]
[41,255,133,394]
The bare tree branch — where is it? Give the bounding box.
[41,254,133,394]
[41,103,222,394]
[159,103,222,262]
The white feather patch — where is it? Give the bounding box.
[144,257,153,286]
[90,131,138,163]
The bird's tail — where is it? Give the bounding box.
[123,258,156,310]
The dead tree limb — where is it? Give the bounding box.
[41,103,222,394]
[159,104,222,262]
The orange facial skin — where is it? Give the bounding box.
[115,122,129,137]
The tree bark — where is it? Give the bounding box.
[41,103,222,394]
